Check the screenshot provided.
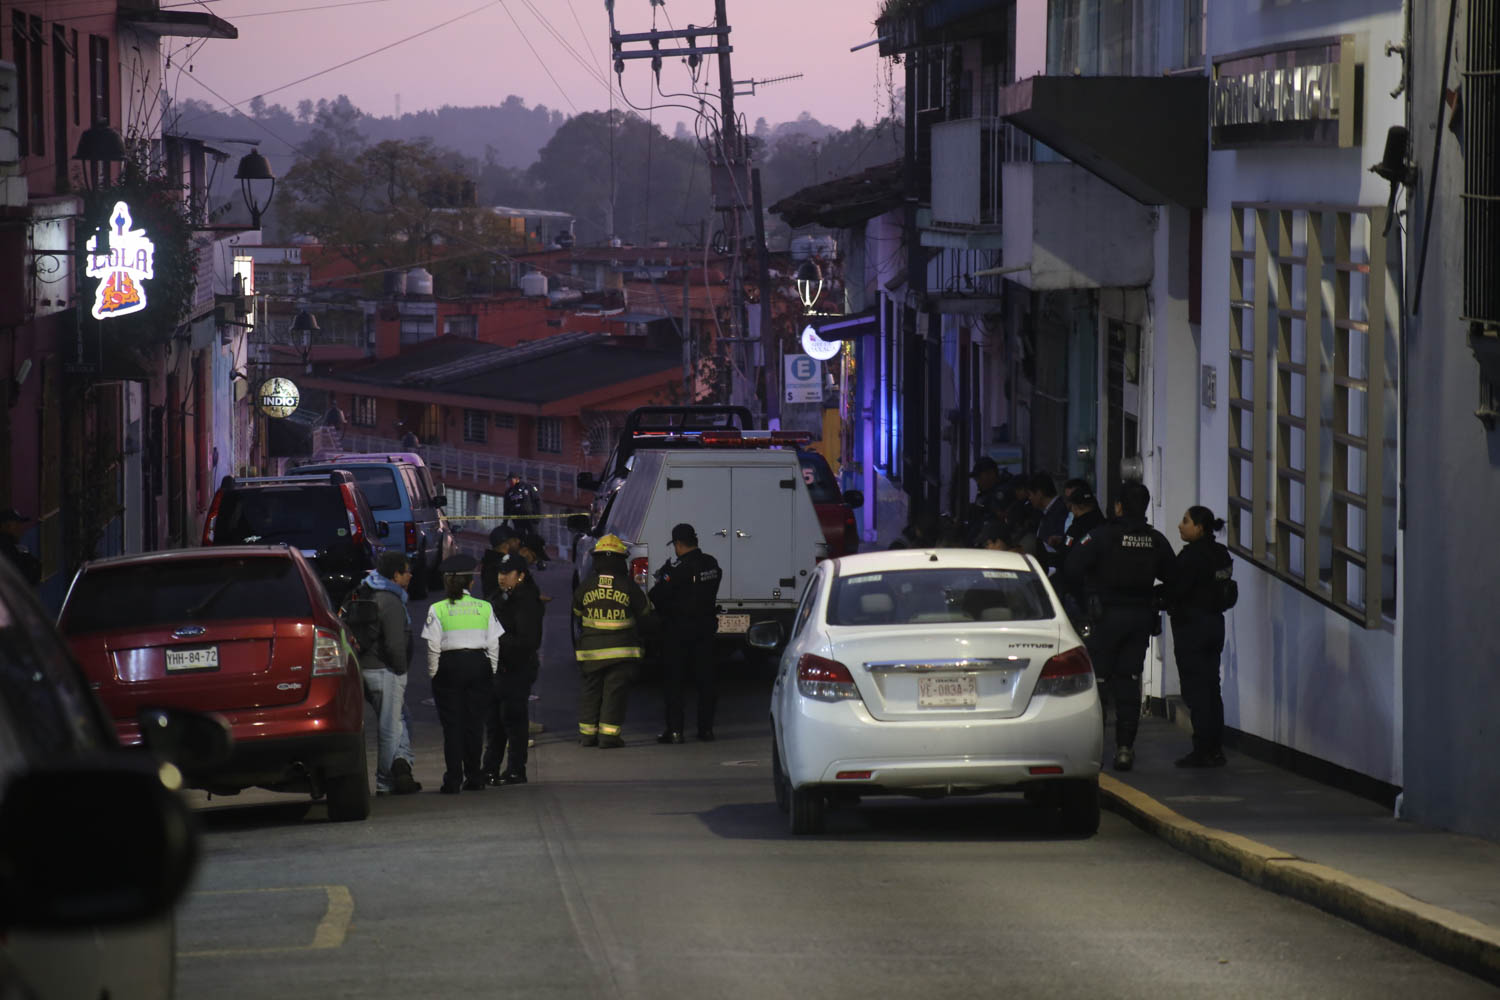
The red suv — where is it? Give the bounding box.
[58,545,371,821]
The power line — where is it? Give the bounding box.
[232,0,395,17]
[498,1,579,113]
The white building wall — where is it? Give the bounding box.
[1202,2,1407,784]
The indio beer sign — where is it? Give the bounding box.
[257,377,300,418]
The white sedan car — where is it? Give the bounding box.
[756,548,1102,835]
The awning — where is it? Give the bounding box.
[118,8,238,39]
[998,76,1209,207]
[806,307,878,341]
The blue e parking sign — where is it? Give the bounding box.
[784,354,822,403]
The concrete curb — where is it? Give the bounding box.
[1099,775,1500,987]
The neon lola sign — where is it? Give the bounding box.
[85,201,156,320]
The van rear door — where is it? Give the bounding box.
[726,465,798,601]
[663,464,733,580]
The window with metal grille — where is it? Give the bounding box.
[444,314,477,338]
[536,416,562,454]
[494,412,516,429]
[350,395,377,428]
[462,409,488,444]
[1463,1,1498,332]
[1227,204,1398,627]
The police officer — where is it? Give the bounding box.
[649,523,723,743]
[1065,481,1175,771]
[483,552,546,784]
[965,457,1007,545]
[572,535,652,748]
[1163,506,1234,768]
[421,554,503,793]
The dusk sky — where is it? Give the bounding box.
[187,0,896,137]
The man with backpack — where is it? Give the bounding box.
[344,551,422,795]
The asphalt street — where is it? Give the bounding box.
[174,565,1499,999]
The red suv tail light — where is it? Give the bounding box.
[313,628,345,675]
[630,556,650,586]
[1035,646,1094,696]
[797,654,860,701]
[405,520,419,551]
[203,490,224,544]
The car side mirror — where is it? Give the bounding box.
[745,621,783,650]
[376,522,391,538]
[576,472,598,491]
[842,489,865,508]
[137,707,234,776]
[0,765,199,930]
[566,513,591,534]
[432,494,447,508]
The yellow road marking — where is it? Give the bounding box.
[179,885,353,958]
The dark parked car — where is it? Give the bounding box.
[294,453,454,597]
[0,552,226,1000]
[58,545,371,822]
[202,470,385,606]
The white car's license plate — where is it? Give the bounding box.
[165,646,219,672]
[717,614,751,634]
[918,673,977,707]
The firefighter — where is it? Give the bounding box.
[649,523,723,743]
[572,534,652,748]
[1065,481,1176,772]
[421,554,503,793]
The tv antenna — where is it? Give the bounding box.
[734,72,803,98]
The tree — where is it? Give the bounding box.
[281,137,522,294]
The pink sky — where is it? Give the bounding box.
[186,0,895,134]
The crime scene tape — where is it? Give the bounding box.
[441,512,580,521]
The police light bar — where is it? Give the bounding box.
[625,429,813,449]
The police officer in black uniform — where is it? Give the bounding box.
[1163,505,1234,768]
[483,552,546,784]
[650,523,723,743]
[1065,481,1175,771]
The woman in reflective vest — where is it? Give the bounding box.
[421,554,502,792]
[572,535,652,748]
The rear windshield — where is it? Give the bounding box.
[301,466,402,510]
[798,451,841,504]
[215,486,351,548]
[62,556,314,633]
[826,567,1054,626]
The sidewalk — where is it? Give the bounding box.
[1101,715,1500,987]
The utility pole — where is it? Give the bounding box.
[751,167,777,424]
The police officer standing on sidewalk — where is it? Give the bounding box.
[1065,481,1175,772]
[650,523,723,743]
[483,552,546,784]
[573,535,652,748]
[421,554,503,793]
[1163,505,1235,768]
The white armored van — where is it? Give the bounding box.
[580,446,826,639]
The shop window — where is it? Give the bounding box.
[536,416,562,454]
[462,409,488,444]
[351,395,377,428]
[1227,204,1398,627]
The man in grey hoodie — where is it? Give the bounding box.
[355,551,421,795]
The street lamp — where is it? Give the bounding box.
[234,150,276,229]
[291,308,319,373]
[795,259,822,311]
[73,121,127,253]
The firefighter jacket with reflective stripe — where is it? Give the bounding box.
[572,570,651,668]
[421,593,503,677]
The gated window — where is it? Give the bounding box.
[536,416,562,454]
[462,409,488,444]
[350,395,377,428]
[1227,203,1398,627]
[1462,0,1499,353]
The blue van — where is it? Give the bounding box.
[295,454,456,597]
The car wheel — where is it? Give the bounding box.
[1056,778,1100,836]
[324,743,372,822]
[788,783,826,835]
[771,736,790,814]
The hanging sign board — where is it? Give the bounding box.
[784,353,822,404]
[801,323,842,361]
[86,201,156,320]
[257,377,301,418]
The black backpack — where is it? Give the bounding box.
[1213,575,1240,613]
[340,583,384,659]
